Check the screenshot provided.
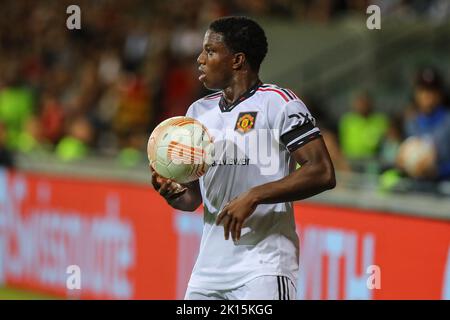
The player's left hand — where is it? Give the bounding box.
[216,191,258,242]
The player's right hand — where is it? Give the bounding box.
[149,165,187,200]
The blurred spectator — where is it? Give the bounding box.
[399,67,450,180]
[157,59,201,123]
[39,91,65,144]
[98,51,121,86]
[117,130,147,168]
[55,116,94,162]
[16,115,50,154]
[112,73,152,142]
[339,91,388,166]
[405,67,448,137]
[123,20,150,72]
[0,66,35,150]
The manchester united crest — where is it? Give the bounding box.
[235,112,257,134]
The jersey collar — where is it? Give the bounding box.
[218,81,262,113]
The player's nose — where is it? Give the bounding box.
[197,51,205,65]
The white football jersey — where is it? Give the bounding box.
[185,82,321,290]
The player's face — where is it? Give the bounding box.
[197,30,234,90]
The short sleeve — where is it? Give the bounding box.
[272,100,321,152]
[185,103,195,118]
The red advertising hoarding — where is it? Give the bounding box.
[296,203,450,300]
[0,169,449,299]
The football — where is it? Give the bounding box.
[147,116,214,184]
[397,136,437,178]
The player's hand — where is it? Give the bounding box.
[149,165,187,201]
[216,191,258,242]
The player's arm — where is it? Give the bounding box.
[216,137,335,241]
[150,166,202,212]
[251,136,335,203]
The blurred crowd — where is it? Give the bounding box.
[313,66,450,192]
[0,0,449,192]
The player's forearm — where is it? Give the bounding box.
[250,160,336,205]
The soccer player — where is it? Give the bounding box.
[150,16,335,300]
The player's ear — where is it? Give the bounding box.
[232,53,245,70]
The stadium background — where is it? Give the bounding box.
[0,0,449,299]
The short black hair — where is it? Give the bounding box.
[209,16,268,72]
[415,67,443,92]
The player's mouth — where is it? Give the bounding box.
[198,68,206,82]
